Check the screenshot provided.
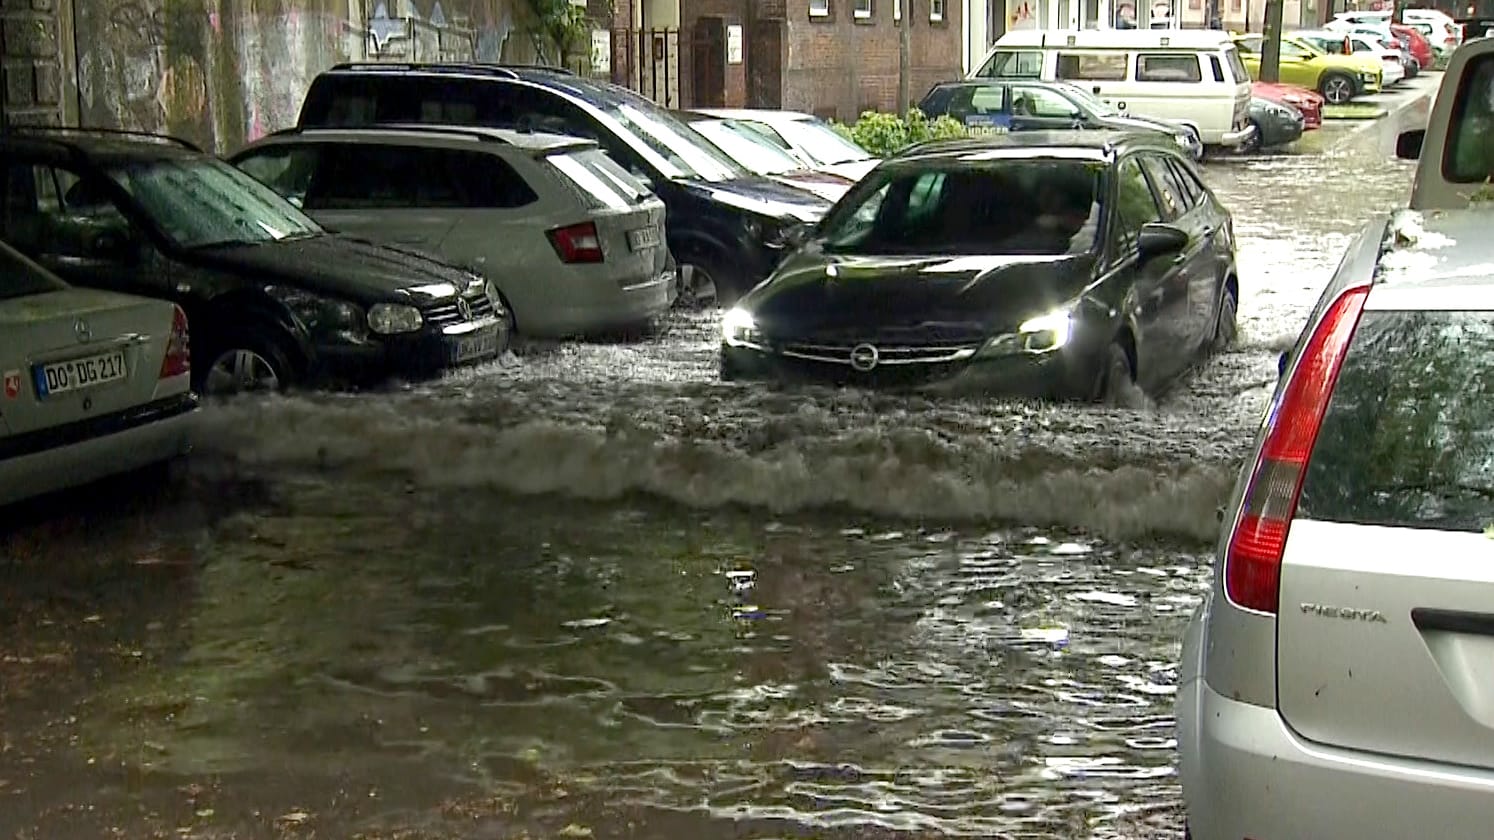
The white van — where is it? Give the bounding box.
[969,29,1256,153]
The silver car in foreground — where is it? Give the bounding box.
[0,240,197,506]
[1178,208,1494,838]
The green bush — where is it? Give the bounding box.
[831,108,970,157]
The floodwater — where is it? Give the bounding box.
[0,140,1415,839]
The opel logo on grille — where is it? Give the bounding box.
[455,297,473,321]
[73,319,91,343]
[849,343,879,372]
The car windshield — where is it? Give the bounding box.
[596,96,747,183]
[686,119,804,175]
[105,157,323,250]
[0,240,67,301]
[819,158,1104,256]
[772,118,876,166]
[1053,82,1118,116]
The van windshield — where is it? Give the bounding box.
[976,50,1042,79]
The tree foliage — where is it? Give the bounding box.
[523,0,612,67]
[831,109,969,157]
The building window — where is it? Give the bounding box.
[810,0,830,17]
[930,0,946,19]
[894,0,900,20]
[854,0,873,18]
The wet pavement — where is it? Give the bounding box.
[0,136,1417,839]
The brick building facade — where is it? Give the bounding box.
[0,0,73,127]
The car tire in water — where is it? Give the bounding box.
[198,330,297,398]
[1096,341,1136,406]
[1211,282,1239,353]
[1320,71,1356,105]
[677,256,744,310]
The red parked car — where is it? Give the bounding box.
[1391,22,1435,68]
[1253,81,1325,130]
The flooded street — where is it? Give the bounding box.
[1,142,1415,839]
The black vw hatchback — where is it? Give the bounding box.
[720,131,1240,402]
[0,129,508,396]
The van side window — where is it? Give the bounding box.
[1136,54,1203,83]
[1209,55,1225,82]
[1056,52,1128,82]
[976,50,1042,78]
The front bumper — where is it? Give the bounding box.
[719,342,1098,400]
[1219,123,1259,148]
[310,316,510,387]
[1178,606,1494,840]
[0,393,198,507]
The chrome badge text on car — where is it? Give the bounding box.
[1300,603,1388,623]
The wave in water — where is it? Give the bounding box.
[190,396,1236,544]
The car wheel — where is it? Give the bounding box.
[1240,119,1264,154]
[1320,71,1355,105]
[678,258,744,310]
[199,332,296,398]
[1212,282,1239,353]
[1096,341,1136,406]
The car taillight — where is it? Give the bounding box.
[159,304,190,379]
[1224,284,1369,614]
[547,222,604,264]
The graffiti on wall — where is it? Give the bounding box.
[76,0,526,153]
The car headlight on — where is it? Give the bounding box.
[981,309,1074,356]
[266,285,364,336]
[722,306,765,348]
[367,303,424,335]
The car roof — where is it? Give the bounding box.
[890,129,1172,165]
[995,28,1239,49]
[316,62,650,112]
[1375,210,1494,294]
[243,124,594,153]
[0,129,204,164]
[694,108,817,123]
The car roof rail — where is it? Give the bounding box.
[1,125,203,152]
[326,61,576,78]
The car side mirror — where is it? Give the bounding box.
[1396,128,1425,159]
[1137,222,1189,258]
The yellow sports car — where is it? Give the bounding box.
[1232,33,1382,104]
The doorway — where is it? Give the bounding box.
[691,17,726,108]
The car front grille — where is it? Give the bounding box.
[424,292,497,328]
[778,340,980,366]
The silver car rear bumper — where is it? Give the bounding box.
[1178,608,1494,840]
[0,394,198,507]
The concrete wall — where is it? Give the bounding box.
[0,0,74,126]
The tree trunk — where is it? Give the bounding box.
[1259,0,1285,83]
[897,0,912,114]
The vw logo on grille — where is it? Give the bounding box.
[849,343,880,372]
[455,297,473,321]
[73,319,92,343]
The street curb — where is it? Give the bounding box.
[1328,75,1438,156]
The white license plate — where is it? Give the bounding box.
[448,326,501,364]
[34,350,127,397]
[628,227,661,252]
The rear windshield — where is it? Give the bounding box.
[1442,53,1494,184]
[545,148,650,210]
[1299,310,1494,533]
[818,158,1104,257]
[0,240,67,300]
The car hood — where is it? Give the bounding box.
[185,234,478,304]
[1097,112,1185,135]
[683,176,833,222]
[744,249,1096,339]
[1253,81,1325,107]
[821,159,881,182]
[770,170,854,203]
